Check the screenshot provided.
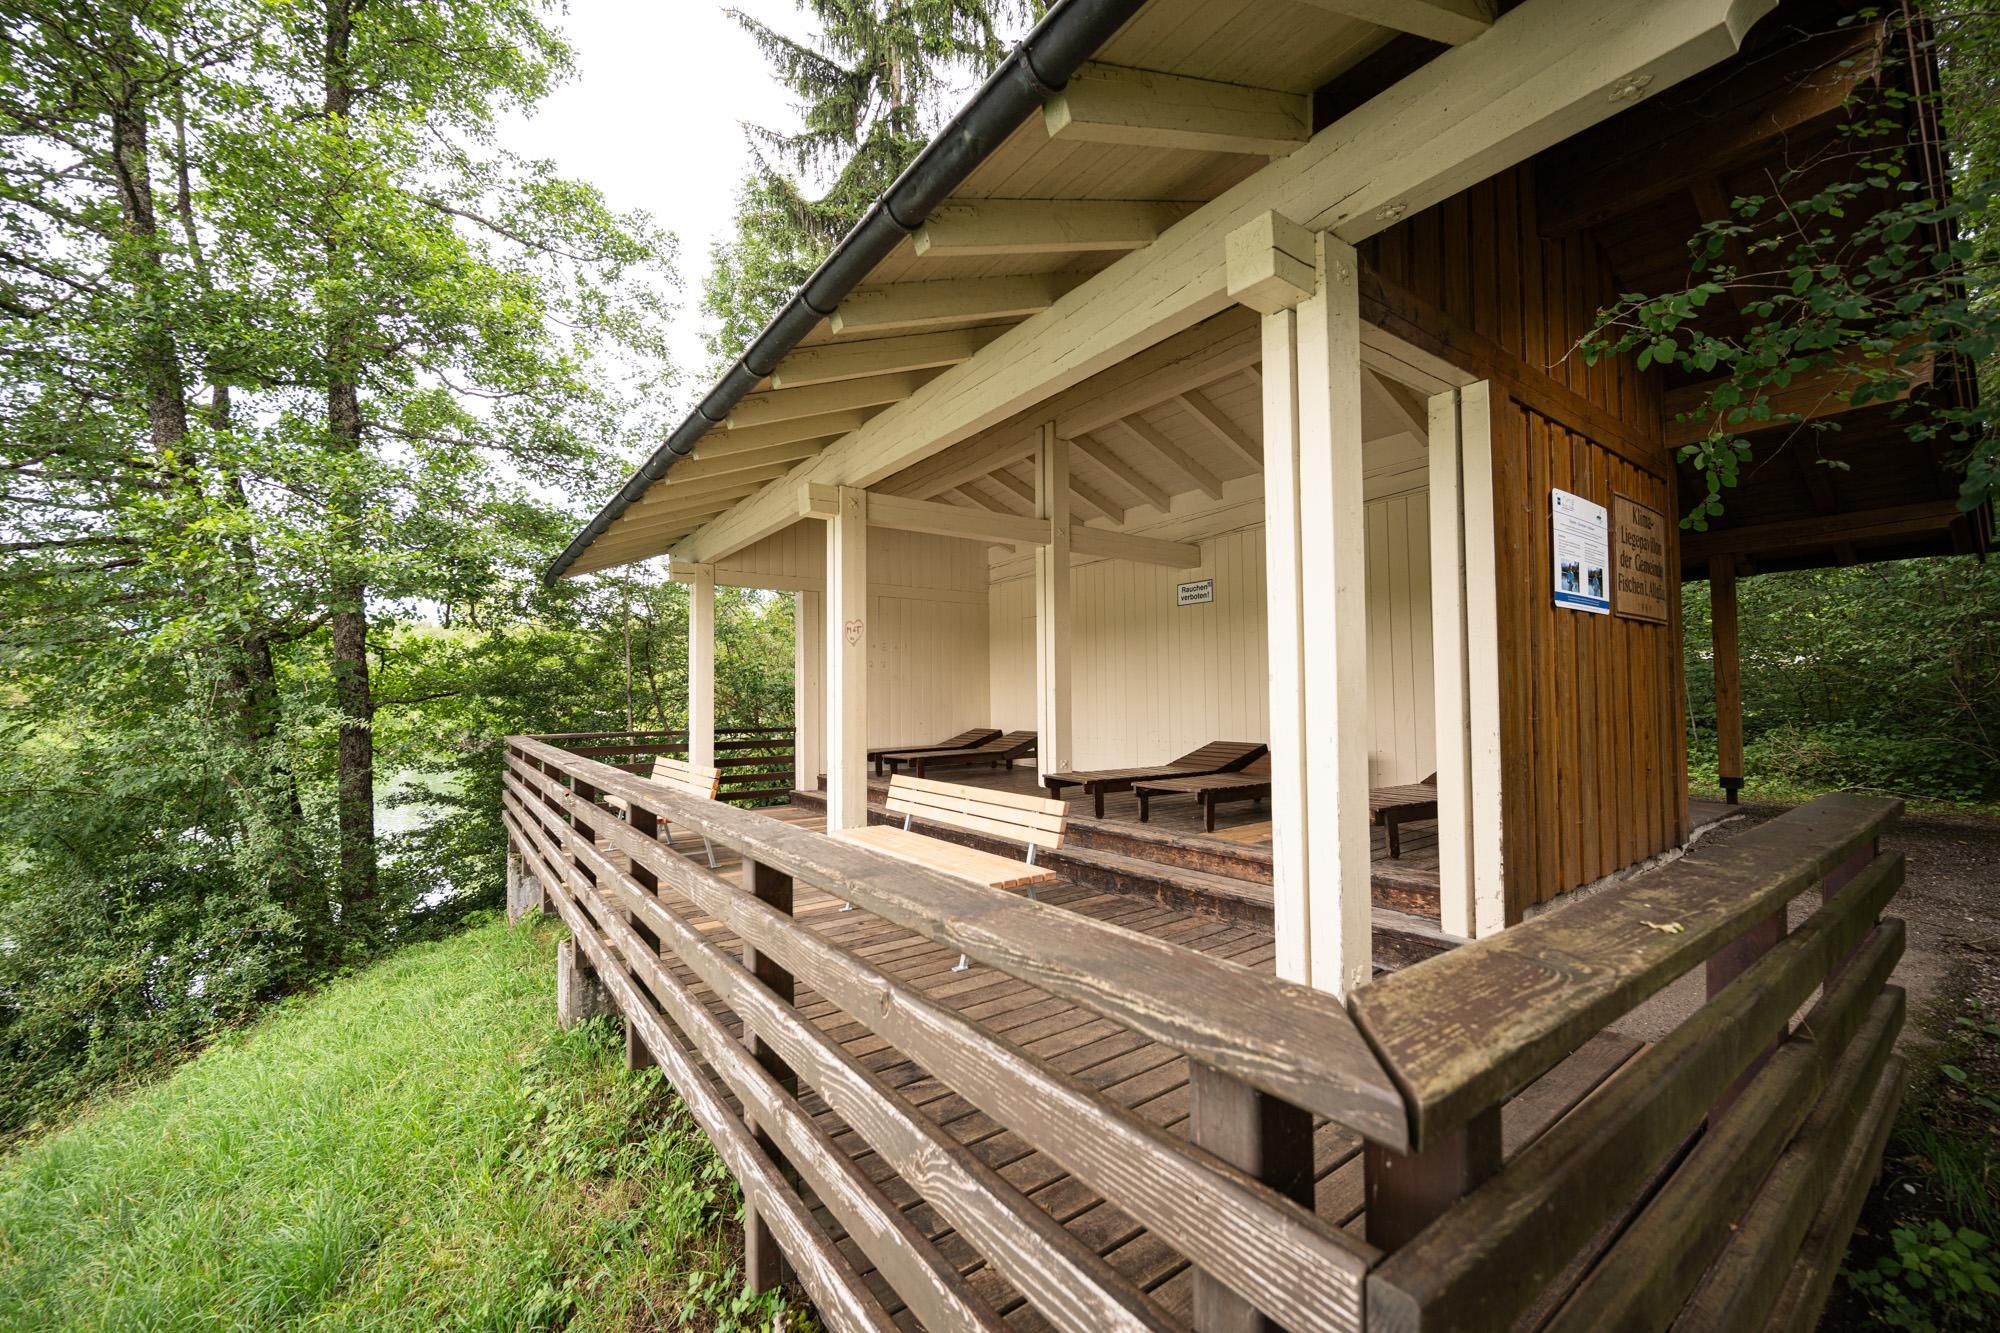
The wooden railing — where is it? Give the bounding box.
[500,734,1905,1332]
[1353,792,1906,1332]
[538,726,798,806]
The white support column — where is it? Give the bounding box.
[1034,423,1072,782]
[1429,390,1474,938]
[686,564,716,768]
[794,588,825,795]
[1460,385,1507,937]
[825,486,869,831]
[1294,232,1374,996]
[1260,304,1313,984]
[1430,382,1506,939]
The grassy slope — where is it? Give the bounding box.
[0,914,800,1332]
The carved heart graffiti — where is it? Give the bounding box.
[844,619,864,647]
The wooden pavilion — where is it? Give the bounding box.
[507,1,1974,1327]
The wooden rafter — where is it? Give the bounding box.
[769,326,1005,389]
[1175,387,1261,470]
[1293,0,1492,45]
[1068,475,1122,524]
[1118,416,1224,500]
[1043,63,1309,158]
[1074,432,1173,512]
[914,199,1194,258]
[830,275,1069,335]
[726,369,938,431]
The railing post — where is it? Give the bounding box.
[624,796,663,1072]
[1364,1106,1502,1252]
[1189,1062,1313,1331]
[742,854,797,1295]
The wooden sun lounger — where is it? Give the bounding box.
[868,727,1000,776]
[1370,775,1439,859]
[1043,740,1267,818]
[1133,756,1273,832]
[882,730,1037,779]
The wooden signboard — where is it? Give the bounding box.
[1612,494,1670,624]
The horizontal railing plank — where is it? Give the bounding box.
[1350,792,1902,1147]
[505,778,1175,1331]
[1541,925,1905,1333]
[505,755,1378,1330]
[505,796,1006,1332]
[1363,850,1903,1333]
[507,735,1407,1146]
[502,808,896,1333]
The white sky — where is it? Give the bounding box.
[504,3,1028,409]
[502,1,810,392]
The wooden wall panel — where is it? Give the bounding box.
[1365,160,1685,916]
[989,497,1434,781]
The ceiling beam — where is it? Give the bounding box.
[694,409,872,454]
[674,0,1771,566]
[892,427,1044,501]
[1068,476,1122,524]
[1664,349,1934,449]
[1056,312,1262,439]
[627,467,796,510]
[1119,416,1224,501]
[663,438,826,485]
[914,199,1195,257]
[953,483,1018,516]
[1044,62,1310,159]
[982,468,1037,512]
[1292,0,1492,46]
[805,485,1050,548]
[830,275,1069,335]
[1682,500,1964,562]
[1070,524,1202,568]
[726,369,938,431]
[769,326,1006,389]
[1175,388,1262,469]
[1075,433,1173,512]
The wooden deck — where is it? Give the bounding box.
[636,805,1641,1325]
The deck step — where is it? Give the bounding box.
[788,788,1461,969]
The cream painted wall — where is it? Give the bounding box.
[989,485,1435,782]
[705,522,993,752]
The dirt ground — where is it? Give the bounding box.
[1613,801,2000,1044]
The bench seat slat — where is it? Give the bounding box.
[831,825,1062,892]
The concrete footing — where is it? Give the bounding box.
[556,937,614,1028]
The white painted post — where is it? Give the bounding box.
[793,588,825,794]
[825,486,869,831]
[1034,423,1072,782]
[1459,384,1507,937]
[686,564,716,769]
[1294,232,1373,995]
[1429,389,1475,939]
[1261,305,1313,984]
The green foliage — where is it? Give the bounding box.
[1848,1220,2000,1329]
[1582,5,2000,527]
[701,1,1037,365]
[1684,556,2000,803]
[0,916,812,1330]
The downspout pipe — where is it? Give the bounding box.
[545,0,1149,584]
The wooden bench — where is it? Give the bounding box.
[604,756,723,867]
[831,775,1067,970]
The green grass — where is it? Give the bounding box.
[0,912,804,1332]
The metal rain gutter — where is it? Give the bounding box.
[545,0,1151,584]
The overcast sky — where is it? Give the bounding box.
[502,2,1028,407]
[501,1,808,392]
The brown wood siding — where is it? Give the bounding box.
[1362,162,1688,917]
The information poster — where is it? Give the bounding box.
[1551,488,1610,615]
[1612,494,1670,623]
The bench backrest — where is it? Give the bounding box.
[647,756,722,801]
[884,774,1067,851]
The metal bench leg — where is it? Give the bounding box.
[953,952,969,971]
[703,837,717,869]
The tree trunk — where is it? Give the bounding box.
[324,0,378,935]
